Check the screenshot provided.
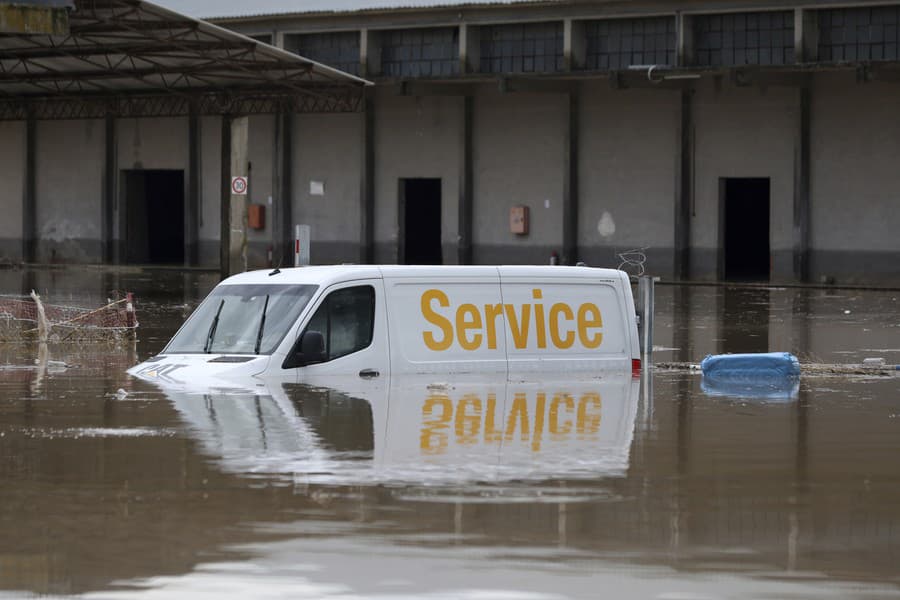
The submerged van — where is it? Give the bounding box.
[128,265,640,384]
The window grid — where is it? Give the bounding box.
[479,22,564,74]
[584,17,677,70]
[287,32,360,76]
[380,27,460,78]
[818,7,900,62]
[694,11,795,67]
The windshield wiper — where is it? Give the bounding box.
[254,294,270,355]
[204,299,225,354]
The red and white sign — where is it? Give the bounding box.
[231,176,248,195]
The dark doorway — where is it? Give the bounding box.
[123,170,184,265]
[721,178,770,281]
[400,178,442,265]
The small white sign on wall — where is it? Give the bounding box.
[310,180,325,196]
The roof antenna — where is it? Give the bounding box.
[268,254,283,276]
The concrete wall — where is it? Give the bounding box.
[374,90,462,264]
[35,119,105,263]
[295,112,364,265]
[579,82,680,275]
[198,116,222,267]
[473,87,566,264]
[0,122,24,263]
[117,117,188,171]
[246,114,276,267]
[691,80,798,280]
[811,73,900,284]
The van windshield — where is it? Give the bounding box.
[164,284,318,355]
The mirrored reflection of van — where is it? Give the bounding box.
[154,374,639,485]
[128,266,640,384]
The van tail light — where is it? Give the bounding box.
[632,358,642,377]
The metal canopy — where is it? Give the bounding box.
[0,0,369,120]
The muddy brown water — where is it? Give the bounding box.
[0,269,899,599]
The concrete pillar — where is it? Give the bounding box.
[796,8,818,63]
[793,86,811,282]
[360,29,381,78]
[457,95,473,265]
[676,13,694,67]
[562,89,579,265]
[460,24,480,74]
[360,92,375,263]
[22,113,35,264]
[279,110,293,267]
[675,89,693,280]
[227,116,249,276]
[564,19,586,72]
[102,114,116,264]
[220,116,231,277]
[186,109,200,267]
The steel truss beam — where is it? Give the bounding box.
[0,0,368,119]
[0,88,364,120]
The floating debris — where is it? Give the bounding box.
[0,291,138,342]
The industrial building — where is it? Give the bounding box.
[2,0,899,284]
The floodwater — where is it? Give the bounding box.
[1,268,899,599]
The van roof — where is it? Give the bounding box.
[221,265,626,287]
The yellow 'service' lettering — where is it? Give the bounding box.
[456,304,483,351]
[421,289,454,351]
[420,288,604,352]
[548,303,575,349]
[419,390,604,454]
[577,303,603,349]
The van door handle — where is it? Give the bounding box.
[359,369,380,379]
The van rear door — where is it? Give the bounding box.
[498,266,632,373]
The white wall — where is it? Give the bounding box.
[294,112,364,263]
[0,122,24,257]
[811,73,900,254]
[579,82,680,271]
[692,80,798,277]
[473,87,566,263]
[35,119,104,262]
[374,90,462,263]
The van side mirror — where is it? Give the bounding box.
[282,330,326,369]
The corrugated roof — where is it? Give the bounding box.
[0,0,369,119]
[151,0,552,20]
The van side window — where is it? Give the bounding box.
[300,285,375,362]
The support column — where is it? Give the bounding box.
[186,108,200,267]
[279,110,294,267]
[22,113,36,264]
[102,114,116,264]
[457,95,473,265]
[219,116,231,278]
[562,89,579,266]
[360,92,375,263]
[460,24,480,74]
[793,86,811,282]
[675,89,693,280]
[225,116,249,277]
[564,19,586,72]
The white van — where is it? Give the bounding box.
[128,265,640,384]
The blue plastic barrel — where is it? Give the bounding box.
[700,352,801,400]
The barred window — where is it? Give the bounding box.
[694,11,795,67]
[818,7,900,62]
[380,28,459,78]
[480,22,564,74]
[584,17,676,70]
[285,32,360,76]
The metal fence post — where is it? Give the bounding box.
[638,276,656,362]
